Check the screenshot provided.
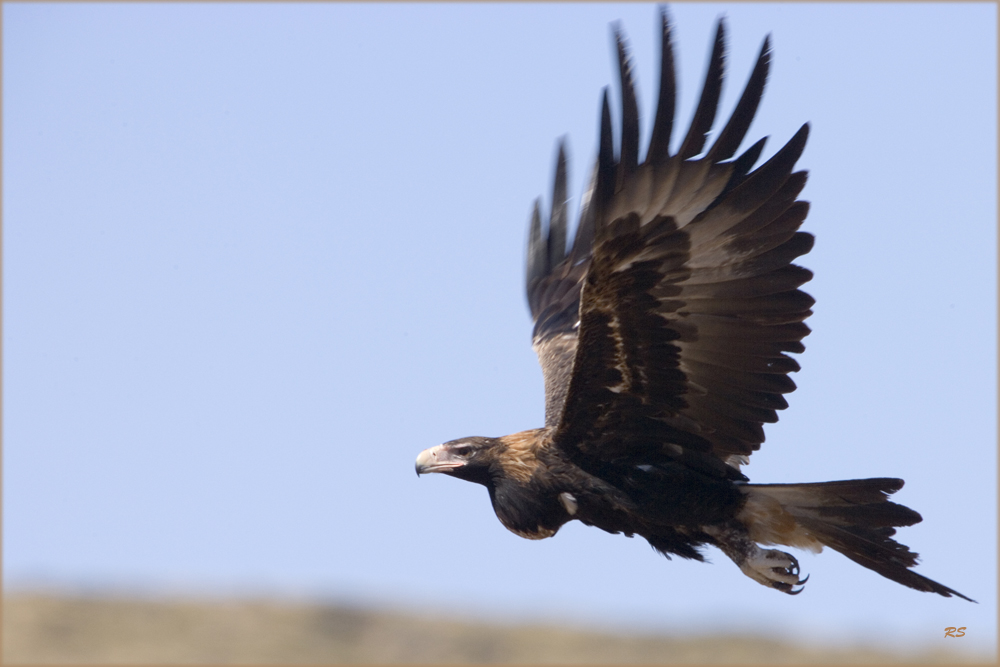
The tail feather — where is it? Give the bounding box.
[743,478,974,602]
[793,515,972,600]
[809,502,921,529]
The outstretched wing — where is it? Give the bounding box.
[550,10,813,480]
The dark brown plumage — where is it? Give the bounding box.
[416,9,972,602]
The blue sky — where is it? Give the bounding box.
[4,2,997,655]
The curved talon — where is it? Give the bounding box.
[779,573,809,595]
[737,546,808,594]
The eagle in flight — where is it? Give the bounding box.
[416,9,971,601]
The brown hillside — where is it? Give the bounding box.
[2,591,991,664]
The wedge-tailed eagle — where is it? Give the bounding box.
[416,9,971,601]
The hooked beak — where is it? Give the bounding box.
[415,444,466,476]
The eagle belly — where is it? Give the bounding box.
[570,460,749,560]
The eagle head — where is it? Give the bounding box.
[415,436,498,486]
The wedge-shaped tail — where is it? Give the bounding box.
[741,479,974,601]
